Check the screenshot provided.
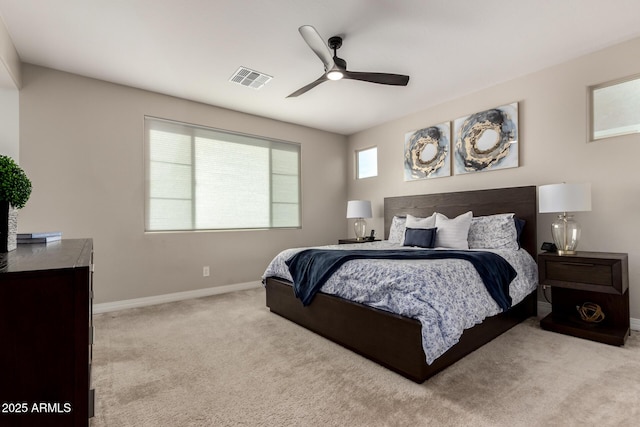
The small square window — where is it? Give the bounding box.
[589,73,640,141]
[356,147,377,179]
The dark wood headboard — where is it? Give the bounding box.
[384,186,537,259]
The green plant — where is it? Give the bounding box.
[0,155,32,209]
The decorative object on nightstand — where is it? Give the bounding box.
[538,183,591,255]
[538,251,629,346]
[0,155,32,252]
[576,302,605,323]
[339,231,379,245]
[346,200,372,240]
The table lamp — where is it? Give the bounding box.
[538,183,591,255]
[346,200,372,240]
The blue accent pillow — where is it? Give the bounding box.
[403,227,437,248]
[514,217,526,248]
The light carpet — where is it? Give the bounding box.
[91,288,640,426]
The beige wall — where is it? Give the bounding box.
[0,88,19,160]
[18,64,348,303]
[0,17,20,161]
[347,36,640,318]
[0,13,21,89]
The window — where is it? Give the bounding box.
[145,117,300,231]
[589,73,640,141]
[356,147,377,179]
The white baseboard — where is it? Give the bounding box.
[537,300,639,331]
[93,281,262,314]
[537,300,552,319]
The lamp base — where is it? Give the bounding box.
[353,218,367,240]
[551,213,581,256]
[556,249,577,256]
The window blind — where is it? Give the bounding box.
[145,117,301,231]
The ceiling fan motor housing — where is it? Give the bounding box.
[328,36,343,50]
[328,36,347,69]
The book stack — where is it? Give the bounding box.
[17,232,63,244]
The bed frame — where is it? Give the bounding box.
[265,186,537,383]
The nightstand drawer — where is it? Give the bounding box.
[545,261,612,286]
[539,251,628,295]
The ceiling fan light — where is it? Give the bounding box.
[327,70,344,81]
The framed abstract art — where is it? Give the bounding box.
[453,103,518,175]
[404,122,451,181]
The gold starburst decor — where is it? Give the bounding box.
[576,302,605,323]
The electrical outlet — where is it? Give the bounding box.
[203,266,210,277]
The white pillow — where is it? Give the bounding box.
[406,213,436,229]
[468,213,519,250]
[388,216,407,244]
[434,211,473,249]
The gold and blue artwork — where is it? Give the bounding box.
[453,102,518,175]
[404,122,451,181]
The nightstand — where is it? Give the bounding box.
[538,251,629,346]
[338,238,380,244]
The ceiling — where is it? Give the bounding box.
[1,0,640,136]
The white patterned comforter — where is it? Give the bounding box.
[262,241,538,364]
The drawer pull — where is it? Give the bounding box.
[559,262,596,267]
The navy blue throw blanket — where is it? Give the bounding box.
[285,249,516,309]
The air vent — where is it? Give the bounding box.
[229,67,272,89]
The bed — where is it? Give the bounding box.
[263,186,538,383]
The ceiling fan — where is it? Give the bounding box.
[287,25,410,98]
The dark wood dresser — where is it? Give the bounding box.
[0,239,94,426]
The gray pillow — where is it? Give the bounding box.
[468,213,519,250]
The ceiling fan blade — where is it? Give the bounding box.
[343,71,410,86]
[298,25,335,71]
[287,74,329,98]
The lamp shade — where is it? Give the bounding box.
[346,200,372,219]
[539,183,592,213]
